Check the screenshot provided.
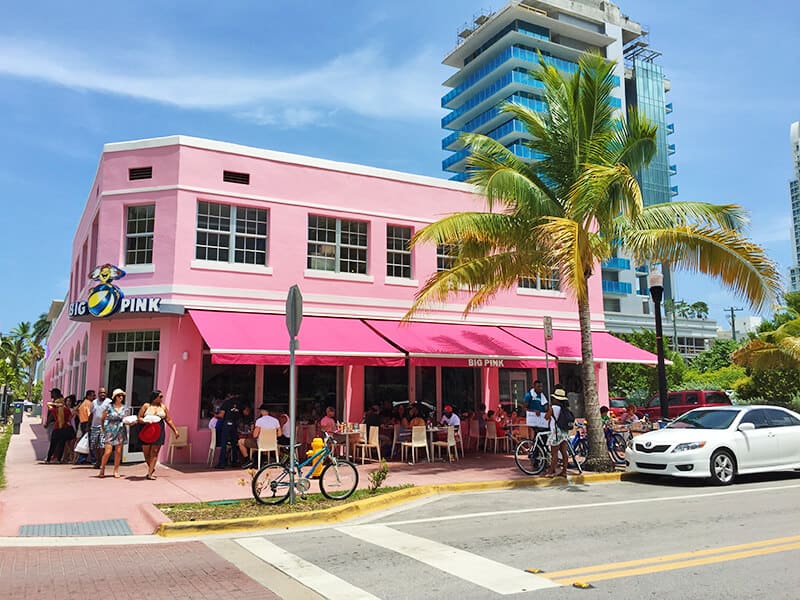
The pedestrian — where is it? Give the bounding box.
[62,395,78,463]
[76,390,95,464]
[90,387,109,468]
[99,389,128,478]
[524,380,550,438]
[214,393,241,469]
[138,390,179,480]
[45,388,72,463]
[543,388,572,478]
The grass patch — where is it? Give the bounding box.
[0,420,13,488]
[158,485,412,522]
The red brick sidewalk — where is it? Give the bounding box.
[0,542,279,600]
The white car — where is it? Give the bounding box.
[625,405,800,485]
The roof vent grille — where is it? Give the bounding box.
[129,166,153,180]
[223,170,250,185]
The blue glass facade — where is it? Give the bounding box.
[441,22,623,178]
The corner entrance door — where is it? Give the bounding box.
[509,373,529,408]
[105,353,158,463]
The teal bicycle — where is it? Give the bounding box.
[251,432,359,504]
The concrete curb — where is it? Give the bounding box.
[157,471,624,537]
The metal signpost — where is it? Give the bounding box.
[543,316,553,399]
[285,285,303,504]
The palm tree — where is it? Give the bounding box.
[24,313,50,402]
[733,318,800,369]
[407,52,780,470]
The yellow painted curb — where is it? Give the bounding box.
[157,471,623,537]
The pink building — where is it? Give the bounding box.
[43,136,653,463]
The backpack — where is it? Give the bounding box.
[555,403,574,431]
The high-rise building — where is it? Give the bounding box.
[440,0,716,357]
[788,121,800,292]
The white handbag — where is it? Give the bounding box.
[75,433,90,455]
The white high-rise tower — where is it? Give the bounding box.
[789,121,800,292]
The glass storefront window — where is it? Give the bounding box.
[414,366,436,407]
[263,365,339,423]
[442,367,480,414]
[199,355,255,428]
[364,366,408,417]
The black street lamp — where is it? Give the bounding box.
[648,268,669,420]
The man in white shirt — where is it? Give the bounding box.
[525,380,549,436]
[239,404,281,469]
[440,405,461,427]
[89,387,110,468]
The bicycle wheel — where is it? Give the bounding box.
[610,433,627,463]
[319,459,359,500]
[572,439,589,467]
[514,439,547,476]
[252,462,292,505]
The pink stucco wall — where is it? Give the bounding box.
[44,136,612,463]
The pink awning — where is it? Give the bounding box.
[364,320,547,368]
[189,311,406,366]
[502,327,661,365]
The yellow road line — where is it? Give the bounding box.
[539,534,800,579]
[551,541,800,585]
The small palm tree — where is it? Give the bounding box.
[407,52,779,470]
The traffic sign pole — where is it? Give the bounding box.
[543,316,553,399]
[285,285,303,505]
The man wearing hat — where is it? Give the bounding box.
[239,404,281,469]
[440,405,461,427]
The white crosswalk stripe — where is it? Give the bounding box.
[235,537,381,600]
[337,524,558,594]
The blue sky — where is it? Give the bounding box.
[1,0,798,332]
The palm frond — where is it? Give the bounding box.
[624,202,748,233]
[534,217,594,302]
[732,338,800,369]
[623,226,781,311]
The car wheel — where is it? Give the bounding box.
[709,449,736,486]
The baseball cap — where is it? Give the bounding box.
[444,405,453,412]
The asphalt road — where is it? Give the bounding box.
[219,472,800,599]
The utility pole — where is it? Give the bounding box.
[726,307,743,340]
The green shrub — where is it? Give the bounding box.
[368,459,389,493]
[0,417,13,488]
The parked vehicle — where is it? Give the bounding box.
[625,405,800,485]
[608,397,628,418]
[637,390,731,421]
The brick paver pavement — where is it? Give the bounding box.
[0,542,281,600]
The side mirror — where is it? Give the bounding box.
[738,422,755,432]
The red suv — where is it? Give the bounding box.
[637,390,732,420]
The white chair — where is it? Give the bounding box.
[167,426,192,463]
[453,425,465,458]
[207,428,217,466]
[355,426,382,464]
[432,426,457,462]
[400,426,430,464]
[250,427,279,469]
[390,424,409,459]
[485,421,509,454]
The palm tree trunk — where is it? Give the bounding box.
[577,292,616,472]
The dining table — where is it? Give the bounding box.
[333,428,365,461]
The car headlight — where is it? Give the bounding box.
[671,441,706,453]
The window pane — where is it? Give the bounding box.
[125,204,155,265]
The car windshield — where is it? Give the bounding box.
[609,399,627,408]
[668,409,739,430]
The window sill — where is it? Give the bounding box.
[123,264,155,274]
[304,269,374,283]
[191,260,273,275]
[385,277,419,287]
[516,287,565,298]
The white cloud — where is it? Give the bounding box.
[0,37,446,128]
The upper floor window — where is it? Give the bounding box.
[387,225,412,279]
[307,215,368,274]
[196,201,268,265]
[518,271,561,291]
[436,244,458,272]
[126,205,155,265]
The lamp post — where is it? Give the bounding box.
[648,267,669,420]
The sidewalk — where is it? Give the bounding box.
[0,417,562,536]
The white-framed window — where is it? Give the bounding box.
[436,244,458,272]
[125,205,155,265]
[106,330,160,353]
[307,215,368,274]
[386,225,412,278]
[518,272,561,291]
[195,201,268,265]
